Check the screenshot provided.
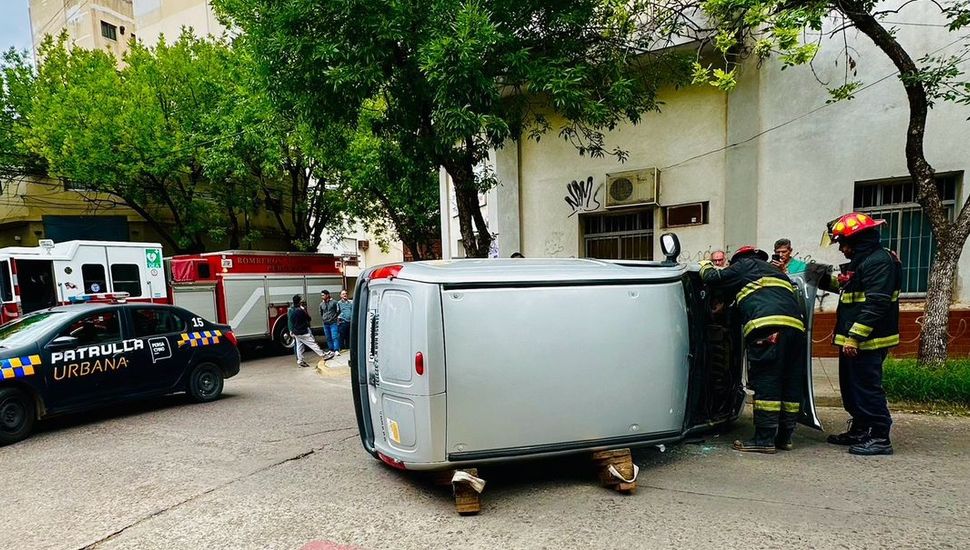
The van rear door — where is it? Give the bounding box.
[791,273,822,430]
[357,275,446,465]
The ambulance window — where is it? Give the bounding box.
[111,264,142,297]
[0,261,12,302]
[131,308,185,337]
[82,264,107,294]
[197,263,210,279]
[60,310,121,345]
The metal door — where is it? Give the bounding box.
[791,273,823,430]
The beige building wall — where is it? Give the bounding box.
[442,84,729,261]
[133,0,225,45]
[29,0,134,60]
[475,3,970,306]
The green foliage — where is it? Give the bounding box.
[344,98,440,260]
[0,49,45,180]
[17,32,348,252]
[213,0,694,256]
[884,358,970,406]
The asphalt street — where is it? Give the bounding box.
[2,351,968,550]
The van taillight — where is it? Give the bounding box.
[378,452,406,470]
[371,264,403,280]
[224,331,238,346]
[415,351,424,375]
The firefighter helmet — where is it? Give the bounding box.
[822,212,886,246]
[730,245,769,264]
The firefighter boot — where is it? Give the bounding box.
[774,416,796,451]
[733,427,778,454]
[827,419,869,446]
[849,427,893,456]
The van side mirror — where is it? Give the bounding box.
[49,335,78,348]
[660,233,681,264]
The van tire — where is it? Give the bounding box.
[272,318,295,354]
[187,362,224,403]
[0,387,35,446]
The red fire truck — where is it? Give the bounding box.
[168,250,344,351]
[0,240,168,324]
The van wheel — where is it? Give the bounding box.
[0,388,35,446]
[188,363,224,403]
[273,319,295,354]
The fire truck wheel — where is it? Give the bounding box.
[187,363,225,403]
[0,387,35,446]
[272,320,295,354]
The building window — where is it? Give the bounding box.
[110,264,142,297]
[82,264,107,294]
[663,202,709,228]
[581,209,654,260]
[101,21,117,41]
[854,173,959,295]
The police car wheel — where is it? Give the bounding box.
[0,388,35,446]
[188,363,224,403]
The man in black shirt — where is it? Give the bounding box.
[288,294,332,367]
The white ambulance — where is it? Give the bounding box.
[0,240,167,323]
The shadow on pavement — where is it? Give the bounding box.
[35,392,240,436]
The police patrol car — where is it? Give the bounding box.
[0,295,240,445]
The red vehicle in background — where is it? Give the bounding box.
[168,251,344,351]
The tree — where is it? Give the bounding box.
[683,0,970,365]
[345,99,441,261]
[214,0,694,257]
[211,39,350,251]
[0,49,45,182]
[27,33,242,252]
[21,32,347,253]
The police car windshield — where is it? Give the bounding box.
[0,312,65,348]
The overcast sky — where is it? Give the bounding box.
[1,0,34,54]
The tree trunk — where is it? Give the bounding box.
[920,241,960,365]
[445,161,492,258]
[840,1,967,366]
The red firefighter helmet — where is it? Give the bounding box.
[730,245,769,264]
[822,212,886,245]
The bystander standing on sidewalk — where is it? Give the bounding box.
[771,238,807,275]
[337,289,354,353]
[320,290,340,353]
[289,294,332,367]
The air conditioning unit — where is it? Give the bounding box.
[605,168,659,208]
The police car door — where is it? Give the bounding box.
[790,273,823,430]
[44,307,134,408]
[124,307,187,393]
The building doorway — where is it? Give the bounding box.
[581,210,654,260]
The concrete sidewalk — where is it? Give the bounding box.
[812,356,842,406]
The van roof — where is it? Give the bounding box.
[388,258,687,284]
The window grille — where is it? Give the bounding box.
[854,173,959,295]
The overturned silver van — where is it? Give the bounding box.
[350,247,821,471]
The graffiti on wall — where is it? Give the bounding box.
[564,177,602,217]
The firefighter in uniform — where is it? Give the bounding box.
[700,246,807,453]
[816,212,901,456]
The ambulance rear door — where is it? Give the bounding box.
[105,244,166,300]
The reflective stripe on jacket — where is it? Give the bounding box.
[699,257,805,338]
[819,248,901,350]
